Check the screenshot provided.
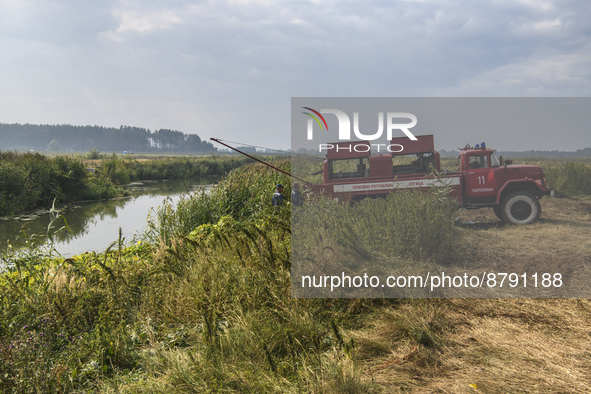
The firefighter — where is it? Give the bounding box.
[291,182,303,207]
[272,184,284,206]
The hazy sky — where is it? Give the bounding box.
[1,0,590,151]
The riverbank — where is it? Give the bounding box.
[0,151,252,216]
[1,159,591,392]
[0,178,218,258]
[0,159,298,392]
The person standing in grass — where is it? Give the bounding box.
[272,184,284,206]
[291,182,303,207]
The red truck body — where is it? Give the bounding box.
[309,135,551,224]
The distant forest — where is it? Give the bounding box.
[0,123,217,153]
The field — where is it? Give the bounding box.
[1,157,590,392]
[355,156,591,391]
[357,195,591,392]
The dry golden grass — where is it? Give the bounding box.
[356,298,591,393]
[352,196,591,392]
[448,197,591,297]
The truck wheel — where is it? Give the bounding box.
[500,192,541,225]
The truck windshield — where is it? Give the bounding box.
[491,153,500,167]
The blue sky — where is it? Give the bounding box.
[0,0,590,150]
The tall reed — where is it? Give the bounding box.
[540,161,591,196]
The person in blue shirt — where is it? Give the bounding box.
[272,184,284,206]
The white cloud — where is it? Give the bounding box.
[100,5,186,42]
[444,43,591,96]
[515,0,556,12]
[115,10,182,34]
[531,18,563,31]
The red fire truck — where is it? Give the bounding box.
[308,135,551,225]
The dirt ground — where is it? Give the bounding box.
[356,196,591,393]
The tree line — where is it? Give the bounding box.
[0,123,217,153]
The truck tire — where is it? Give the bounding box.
[500,192,541,225]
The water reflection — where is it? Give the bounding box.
[0,178,216,257]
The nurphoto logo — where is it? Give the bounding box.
[303,107,418,142]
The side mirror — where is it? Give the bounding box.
[499,156,504,166]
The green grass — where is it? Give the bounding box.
[0,160,376,392]
[536,161,591,196]
[0,158,461,392]
[293,190,458,263]
[2,154,591,392]
[144,158,292,243]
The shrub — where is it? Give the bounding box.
[145,159,291,243]
[87,148,102,160]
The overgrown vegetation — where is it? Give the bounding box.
[293,190,457,264]
[0,158,462,392]
[1,158,590,392]
[534,160,591,196]
[145,159,291,243]
[98,154,249,185]
[0,151,250,215]
[0,160,366,392]
[0,151,108,216]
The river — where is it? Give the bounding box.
[0,178,216,258]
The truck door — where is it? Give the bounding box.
[465,153,497,201]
